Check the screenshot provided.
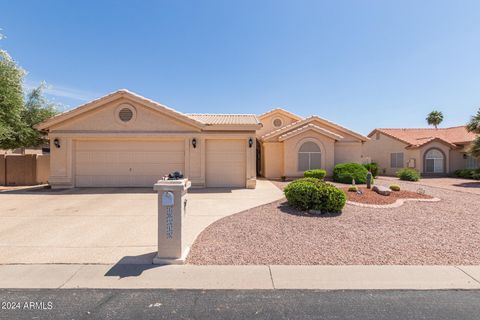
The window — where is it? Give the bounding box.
[466,155,478,169]
[424,149,444,173]
[298,141,321,171]
[273,118,283,128]
[390,153,404,168]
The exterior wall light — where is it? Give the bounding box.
[248,138,253,148]
[53,138,61,149]
[463,153,468,159]
[192,138,197,149]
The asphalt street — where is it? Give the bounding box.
[1,289,480,320]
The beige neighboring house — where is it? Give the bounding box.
[256,109,368,178]
[364,126,478,176]
[36,89,261,189]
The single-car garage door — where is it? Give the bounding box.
[75,140,185,187]
[206,139,246,188]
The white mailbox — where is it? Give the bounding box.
[153,179,191,265]
[162,192,175,207]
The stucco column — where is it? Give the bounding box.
[153,178,191,264]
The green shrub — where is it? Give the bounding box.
[389,184,400,191]
[363,163,379,177]
[304,169,327,180]
[316,183,347,213]
[333,163,369,184]
[397,168,420,181]
[454,169,480,179]
[284,178,324,211]
[284,178,346,213]
[348,186,358,192]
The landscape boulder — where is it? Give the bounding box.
[372,185,391,196]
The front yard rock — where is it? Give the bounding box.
[372,185,391,196]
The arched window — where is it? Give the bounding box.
[298,141,321,171]
[425,149,444,173]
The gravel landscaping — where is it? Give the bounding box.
[342,187,433,205]
[187,178,480,265]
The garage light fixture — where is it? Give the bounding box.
[192,138,197,149]
[53,138,61,149]
[248,138,253,148]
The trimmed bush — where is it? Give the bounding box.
[284,178,346,213]
[348,186,358,192]
[304,169,327,180]
[389,184,400,191]
[316,183,347,213]
[333,163,369,184]
[397,168,420,181]
[363,163,379,177]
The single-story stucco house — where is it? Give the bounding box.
[37,90,260,189]
[37,91,371,188]
[256,109,368,179]
[364,126,478,176]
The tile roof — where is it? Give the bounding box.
[371,126,477,147]
[187,114,261,125]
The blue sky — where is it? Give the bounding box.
[1,0,480,134]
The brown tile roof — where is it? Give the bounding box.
[370,126,476,148]
[187,114,261,125]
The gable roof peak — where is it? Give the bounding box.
[258,108,303,121]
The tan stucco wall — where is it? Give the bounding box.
[52,97,198,133]
[257,113,299,138]
[36,155,50,184]
[262,142,284,178]
[450,149,466,172]
[334,141,363,165]
[5,155,37,185]
[283,131,336,178]
[363,133,419,176]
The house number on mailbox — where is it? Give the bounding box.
[162,192,175,239]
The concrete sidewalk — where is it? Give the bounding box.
[1,264,480,290]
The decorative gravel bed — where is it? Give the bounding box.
[187,179,480,265]
[342,187,433,205]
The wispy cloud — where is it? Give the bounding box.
[24,81,99,102]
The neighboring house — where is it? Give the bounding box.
[36,90,260,189]
[364,126,478,176]
[256,109,368,179]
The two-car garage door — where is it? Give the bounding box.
[75,140,185,187]
[74,139,247,188]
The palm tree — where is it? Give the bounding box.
[426,110,444,129]
[466,108,480,157]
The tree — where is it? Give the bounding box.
[426,110,444,129]
[466,108,480,157]
[0,49,27,149]
[21,83,58,148]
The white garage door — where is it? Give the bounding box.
[75,140,185,187]
[206,139,246,188]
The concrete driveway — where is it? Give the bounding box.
[0,180,283,264]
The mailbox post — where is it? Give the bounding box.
[153,178,191,265]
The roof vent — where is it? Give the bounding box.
[119,107,134,122]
